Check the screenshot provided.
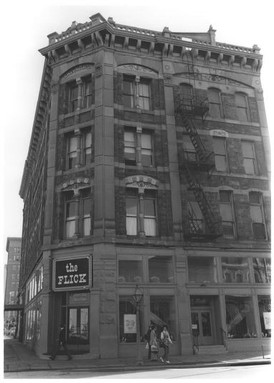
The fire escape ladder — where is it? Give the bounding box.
[183,153,221,238]
[181,113,214,166]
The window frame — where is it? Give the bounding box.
[123,75,152,111]
[213,137,228,172]
[64,189,92,239]
[125,188,158,238]
[242,141,257,175]
[249,192,267,240]
[219,190,236,238]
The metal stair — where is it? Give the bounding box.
[176,97,222,240]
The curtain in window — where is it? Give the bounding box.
[144,198,156,236]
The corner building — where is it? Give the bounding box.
[19,13,271,359]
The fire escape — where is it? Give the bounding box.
[176,95,223,241]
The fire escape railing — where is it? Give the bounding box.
[176,96,222,240]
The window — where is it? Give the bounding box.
[258,296,271,337]
[235,92,249,122]
[188,257,217,283]
[67,136,77,169]
[119,296,144,342]
[124,129,136,164]
[118,258,143,283]
[126,188,157,237]
[148,256,174,283]
[83,131,92,165]
[66,80,78,113]
[253,258,271,283]
[226,296,256,338]
[82,75,92,109]
[249,192,266,239]
[141,133,153,166]
[138,79,150,110]
[124,127,153,166]
[63,75,93,114]
[187,201,204,234]
[64,189,92,238]
[182,136,197,162]
[65,200,77,238]
[208,88,222,118]
[123,75,151,110]
[221,257,250,283]
[179,83,193,110]
[242,141,257,175]
[219,191,235,238]
[66,129,92,170]
[150,296,176,340]
[213,137,228,172]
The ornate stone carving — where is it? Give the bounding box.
[117,64,158,74]
[61,64,94,80]
[125,175,159,190]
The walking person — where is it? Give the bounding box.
[159,325,172,364]
[144,322,154,360]
[149,324,159,361]
[49,324,72,360]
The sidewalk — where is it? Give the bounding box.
[4,337,271,373]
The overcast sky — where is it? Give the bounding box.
[1,0,272,263]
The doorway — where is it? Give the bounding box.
[191,308,214,345]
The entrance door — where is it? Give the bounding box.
[68,307,89,353]
[191,309,214,345]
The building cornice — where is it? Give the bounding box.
[39,13,262,72]
[19,62,52,200]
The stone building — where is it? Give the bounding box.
[19,13,271,359]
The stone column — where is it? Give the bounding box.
[162,63,183,240]
[93,51,115,237]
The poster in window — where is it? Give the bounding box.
[263,312,271,330]
[124,314,136,334]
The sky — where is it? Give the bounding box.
[1,0,273,264]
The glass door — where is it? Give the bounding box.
[191,309,214,345]
[68,307,89,353]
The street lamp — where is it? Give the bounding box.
[132,285,143,366]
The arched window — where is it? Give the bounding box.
[208,88,222,118]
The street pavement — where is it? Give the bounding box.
[3,337,271,374]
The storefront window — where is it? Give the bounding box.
[118,258,143,283]
[188,257,217,283]
[222,257,250,283]
[253,258,271,283]
[225,296,256,338]
[150,295,176,340]
[148,256,174,283]
[258,295,271,337]
[119,296,144,342]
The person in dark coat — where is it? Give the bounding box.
[145,322,155,360]
[49,324,72,360]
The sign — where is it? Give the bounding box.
[53,257,90,291]
[263,312,271,330]
[124,314,136,334]
[192,324,198,330]
[210,129,229,138]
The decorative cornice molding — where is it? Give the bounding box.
[125,175,159,190]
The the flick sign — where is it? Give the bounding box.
[53,257,90,291]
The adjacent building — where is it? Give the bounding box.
[19,13,271,359]
[4,238,22,337]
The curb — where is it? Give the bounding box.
[4,359,271,373]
